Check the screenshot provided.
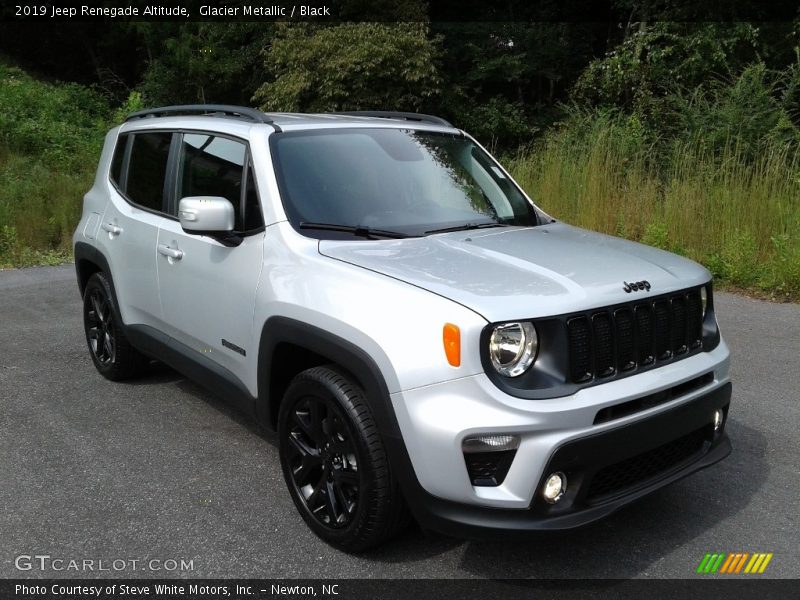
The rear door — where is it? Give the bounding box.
[97,131,175,328]
[156,131,265,388]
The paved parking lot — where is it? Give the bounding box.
[0,265,798,578]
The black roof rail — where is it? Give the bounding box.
[333,111,453,128]
[125,104,276,125]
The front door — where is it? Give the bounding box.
[156,132,265,389]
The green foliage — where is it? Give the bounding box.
[112,90,144,124]
[573,23,764,110]
[0,64,110,170]
[0,63,110,267]
[253,23,441,112]
[507,102,800,300]
[136,24,273,105]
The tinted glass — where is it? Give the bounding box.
[126,132,172,212]
[179,134,261,231]
[110,134,127,185]
[270,129,537,237]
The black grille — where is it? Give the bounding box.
[585,426,710,502]
[566,288,705,384]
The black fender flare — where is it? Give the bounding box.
[256,316,400,437]
[74,241,114,300]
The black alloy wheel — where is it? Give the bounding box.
[285,395,361,528]
[82,272,148,380]
[86,287,115,366]
[278,366,409,551]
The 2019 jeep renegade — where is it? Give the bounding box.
[73,105,732,551]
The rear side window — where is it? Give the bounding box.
[110,134,128,186]
[126,132,173,212]
[177,133,263,232]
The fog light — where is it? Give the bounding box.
[542,471,567,504]
[463,435,519,487]
[713,409,724,431]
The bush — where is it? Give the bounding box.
[253,23,441,112]
[0,64,110,170]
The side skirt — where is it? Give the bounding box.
[126,324,257,418]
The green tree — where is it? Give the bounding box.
[135,23,274,105]
[253,23,441,112]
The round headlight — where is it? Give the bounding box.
[700,286,708,318]
[488,322,538,377]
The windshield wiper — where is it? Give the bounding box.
[299,222,410,239]
[424,222,508,235]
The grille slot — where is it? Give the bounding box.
[585,426,710,502]
[653,300,672,360]
[566,287,705,384]
[567,317,593,383]
[592,312,615,377]
[686,291,703,348]
[671,296,688,355]
[614,308,636,372]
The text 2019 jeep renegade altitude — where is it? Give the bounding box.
[73,105,732,551]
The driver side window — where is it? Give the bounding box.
[176,133,264,232]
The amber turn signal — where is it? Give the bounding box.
[443,323,461,367]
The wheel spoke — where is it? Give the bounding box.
[292,455,321,484]
[91,295,104,324]
[100,301,112,325]
[306,472,327,509]
[103,332,114,360]
[332,469,359,487]
[332,478,353,516]
[287,433,318,460]
[293,409,324,446]
[324,480,341,523]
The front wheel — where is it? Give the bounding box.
[278,366,409,552]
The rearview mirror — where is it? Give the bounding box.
[178,196,235,233]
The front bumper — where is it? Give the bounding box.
[394,382,731,537]
[386,339,732,535]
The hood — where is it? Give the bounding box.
[318,223,711,322]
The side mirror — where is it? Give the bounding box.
[178,196,235,233]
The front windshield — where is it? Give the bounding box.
[270,128,539,238]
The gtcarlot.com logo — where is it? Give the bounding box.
[696,552,774,574]
[15,555,195,572]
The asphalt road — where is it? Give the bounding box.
[0,265,798,579]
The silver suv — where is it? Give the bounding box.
[73,105,732,551]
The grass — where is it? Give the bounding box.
[507,117,800,301]
[0,62,108,268]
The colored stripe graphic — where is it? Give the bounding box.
[710,554,725,573]
[758,554,774,573]
[697,554,712,574]
[697,552,773,574]
[734,553,750,573]
[720,554,736,573]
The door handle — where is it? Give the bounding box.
[101,223,122,235]
[157,244,184,260]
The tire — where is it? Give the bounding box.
[82,272,148,381]
[278,366,409,552]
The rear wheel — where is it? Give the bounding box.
[278,366,409,552]
[82,272,148,380]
